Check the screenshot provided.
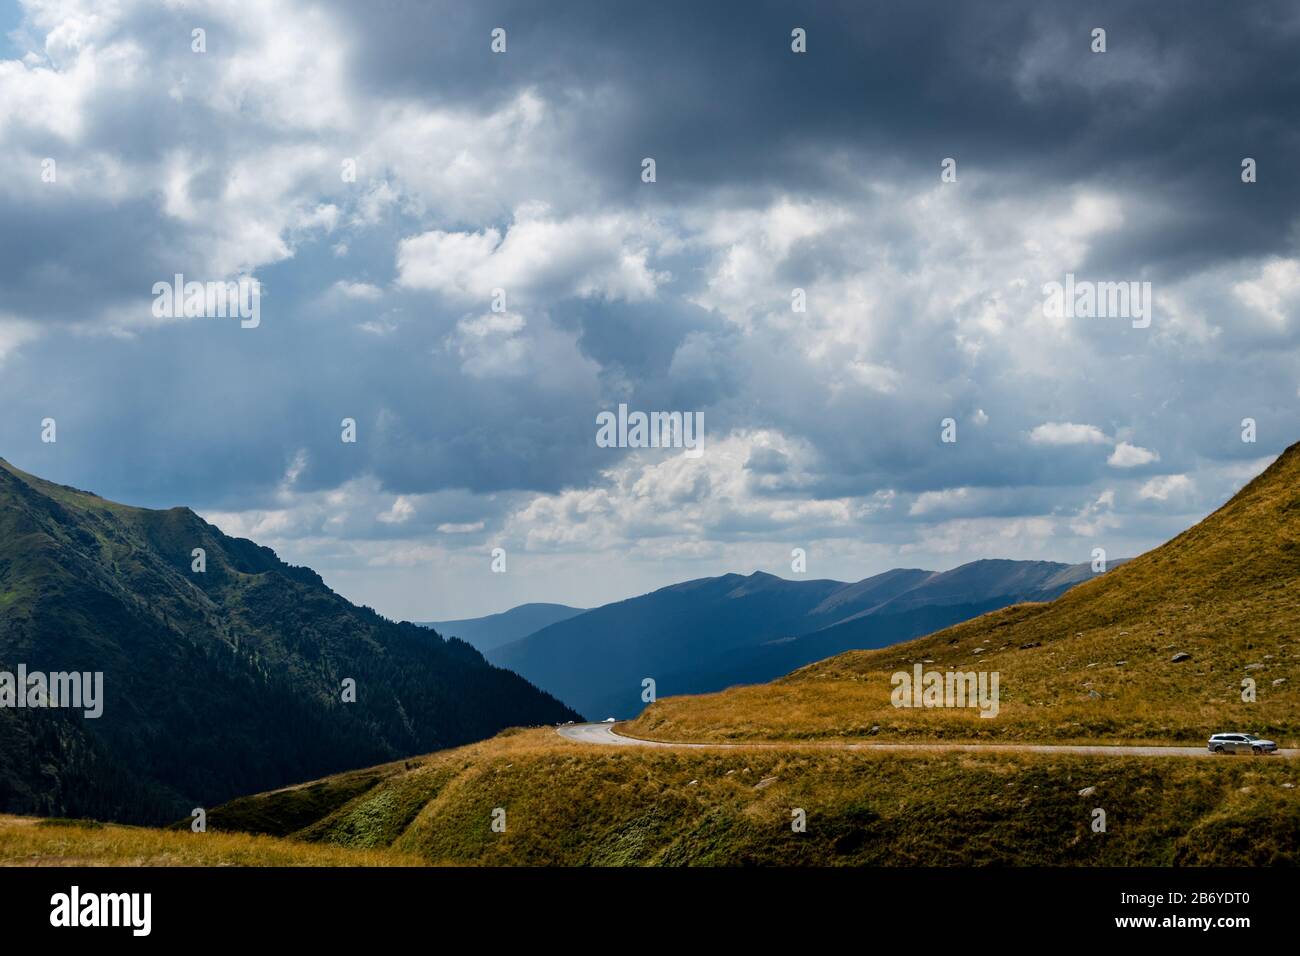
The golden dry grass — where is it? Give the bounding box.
[0,814,424,867]
[628,444,1300,745]
[13,725,1300,866]
[12,446,1300,867]
[207,728,1300,866]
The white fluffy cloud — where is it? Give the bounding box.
[1233,258,1300,327]
[0,1,608,343]
[1028,422,1109,446]
[503,429,849,554]
[377,496,416,525]
[396,205,668,306]
[331,280,383,301]
[449,311,529,379]
[1138,474,1194,501]
[0,317,41,364]
[1107,441,1160,468]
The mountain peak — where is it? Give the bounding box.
[0,459,579,825]
[489,555,1106,719]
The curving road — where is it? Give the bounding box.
[556,722,1300,758]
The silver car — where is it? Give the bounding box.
[1208,732,1277,755]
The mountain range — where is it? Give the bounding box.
[0,457,578,825]
[417,603,585,653]
[485,558,1110,719]
[632,444,1299,745]
[189,443,1300,867]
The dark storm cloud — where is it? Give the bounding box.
[0,0,1296,559]
[327,0,1300,268]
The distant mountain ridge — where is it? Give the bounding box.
[0,457,578,825]
[417,603,585,652]
[630,443,1300,746]
[194,447,1300,868]
[488,558,1111,719]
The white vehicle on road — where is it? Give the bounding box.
[1208,732,1277,755]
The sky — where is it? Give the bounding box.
[1,0,1297,620]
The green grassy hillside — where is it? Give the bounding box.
[58,727,1284,867]
[8,443,1300,867]
[0,458,578,825]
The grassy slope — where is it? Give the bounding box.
[9,445,1300,866]
[628,445,1300,745]
[0,814,423,866]
[13,727,1289,867]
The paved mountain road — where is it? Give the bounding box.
[556,722,1299,757]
